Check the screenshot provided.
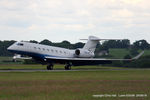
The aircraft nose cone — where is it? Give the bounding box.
[7,45,14,51]
[7,42,17,51]
[7,46,12,51]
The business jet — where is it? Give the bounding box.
[7,36,144,70]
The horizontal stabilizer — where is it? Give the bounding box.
[80,36,125,41]
[80,39,125,41]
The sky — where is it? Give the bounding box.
[0,0,150,43]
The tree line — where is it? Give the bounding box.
[0,39,150,56]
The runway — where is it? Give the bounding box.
[0,69,73,72]
[0,68,149,72]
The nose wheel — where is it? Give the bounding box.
[47,64,53,70]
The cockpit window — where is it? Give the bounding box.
[16,43,24,46]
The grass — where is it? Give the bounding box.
[0,56,23,64]
[109,48,150,58]
[0,57,12,61]
[109,49,130,58]
[0,64,128,70]
[0,52,150,100]
[0,65,149,100]
[0,64,45,69]
[142,49,150,56]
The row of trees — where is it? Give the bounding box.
[98,39,150,50]
[0,39,150,56]
[0,40,16,56]
[35,39,150,51]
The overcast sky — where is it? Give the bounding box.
[0,0,150,43]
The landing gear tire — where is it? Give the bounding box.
[47,64,53,70]
[65,64,71,70]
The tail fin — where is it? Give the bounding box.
[81,36,124,53]
[82,36,100,52]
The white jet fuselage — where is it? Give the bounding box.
[7,41,94,59]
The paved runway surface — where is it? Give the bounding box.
[0,69,64,72]
[0,68,149,72]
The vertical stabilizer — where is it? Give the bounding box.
[83,36,99,52]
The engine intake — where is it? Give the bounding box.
[75,49,80,55]
[74,49,94,58]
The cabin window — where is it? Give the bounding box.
[43,48,45,51]
[64,51,66,54]
[17,43,24,46]
[60,51,62,53]
[38,47,41,50]
[47,49,49,51]
[34,47,36,49]
[51,49,53,52]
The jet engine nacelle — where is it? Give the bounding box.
[74,49,94,58]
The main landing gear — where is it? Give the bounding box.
[65,64,72,70]
[46,63,72,70]
[47,64,53,70]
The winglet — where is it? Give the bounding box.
[132,51,144,60]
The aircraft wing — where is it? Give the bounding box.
[45,51,144,66]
